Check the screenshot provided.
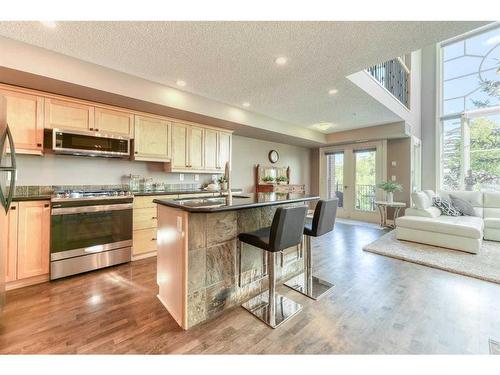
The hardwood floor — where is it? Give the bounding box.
[1,222,500,354]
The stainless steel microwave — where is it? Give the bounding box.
[52,129,130,158]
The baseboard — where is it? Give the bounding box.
[132,251,157,261]
[6,274,49,291]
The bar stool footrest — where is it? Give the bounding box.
[241,291,303,329]
[284,273,334,300]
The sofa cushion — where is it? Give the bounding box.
[450,194,477,216]
[396,215,484,239]
[484,207,500,219]
[433,196,461,216]
[440,191,483,206]
[484,218,500,229]
[484,192,500,208]
[412,191,432,209]
[405,207,442,218]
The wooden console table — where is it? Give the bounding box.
[255,164,305,194]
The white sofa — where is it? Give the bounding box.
[395,190,500,254]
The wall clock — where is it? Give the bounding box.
[268,150,279,164]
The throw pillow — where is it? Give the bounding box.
[432,196,461,216]
[412,191,431,209]
[449,194,477,216]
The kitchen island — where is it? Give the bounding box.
[154,192,319,329]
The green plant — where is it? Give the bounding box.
[276,176,288,183]
[377,181,403,193]
[262,176,275,183]
[217,176,227,184]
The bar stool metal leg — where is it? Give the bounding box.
[284,235,335,300]
[242,251,303,329]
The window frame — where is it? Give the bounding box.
[436,22,500,191]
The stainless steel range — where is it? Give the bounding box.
[50,189,134,280]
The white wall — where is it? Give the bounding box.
[420,44,438,190]
[231,135,311,193]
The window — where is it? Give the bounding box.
[439,24,500,191]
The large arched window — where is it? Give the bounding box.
[439,23,500,191]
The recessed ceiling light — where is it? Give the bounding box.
[328,89,339,95]
[274,56,288,66]
[311,122,334,131]
[242,102,251,108]
[176,80,186,87]
[40,21,57,29]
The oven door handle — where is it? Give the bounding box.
[51,203,133,215]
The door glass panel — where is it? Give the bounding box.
[354,149,376,212]
[326,152,344,208]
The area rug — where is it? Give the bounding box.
[363,231,500,284]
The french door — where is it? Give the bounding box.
[320,141,387,223]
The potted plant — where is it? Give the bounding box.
[276,176,288,185]
[262,175,275,184]
[377,181,403,203]
[218,176,228,191]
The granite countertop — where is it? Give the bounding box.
[13,194,52,201]
[154,192,319,213]
[133,188,242,196]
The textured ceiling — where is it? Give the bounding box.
[0,21,487,133]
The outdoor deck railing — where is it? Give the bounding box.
[330,183,376,211]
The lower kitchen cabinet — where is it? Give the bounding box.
[1,201,51,290]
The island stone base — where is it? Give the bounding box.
[186,203,306,328]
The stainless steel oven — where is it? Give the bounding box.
[50,191,133,280]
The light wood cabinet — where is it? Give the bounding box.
[218,131,232,169]
[133,207,158,231]
[204,129,218,171]
[1,203,18,282]
[0,88,44,155]
[1,200,50,289]
[170,123,189,169]
[189,126,204,170]
[45,97,94,131]
[16,201,50,279]
[95,107,134,136]
[133,228,158,256]
[134,115,171,162]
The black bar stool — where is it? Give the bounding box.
[284,198,338,300]
[239,205,308,328]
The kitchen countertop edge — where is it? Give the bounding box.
[153,194,319,213]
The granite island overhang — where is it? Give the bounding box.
[153,193,319,329]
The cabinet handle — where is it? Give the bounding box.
[11,206,16,210]
[89,128,94,131]
[44,203,50,208]
[95,129,99,132]
[152,238,157,241]
[152,216,157,219]
[135,151,138,154]
[37,143,42,147]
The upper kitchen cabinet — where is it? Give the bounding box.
[45,97,94,131]
[134,114,171,162]
[170,122,188,170]
[0,87,44,155]
[188,125,204,170]
[204,128,219,171]
[94,107,134,137]
[218,131,232,170]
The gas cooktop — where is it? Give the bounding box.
[51,189,134,202]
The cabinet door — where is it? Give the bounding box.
[95,107,134,137]
[17,201,50,279]
[134,115,171,161]
[1,203,18,282]
[171,123,188,169]
[218,132,231,169]
[0,89,44,154]
[45,98,94,131]
[204,129,218,171]
[189,126,204,170]
[133,228,158,256]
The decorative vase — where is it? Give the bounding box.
[386,191,393,203]
[221,182,228,191]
